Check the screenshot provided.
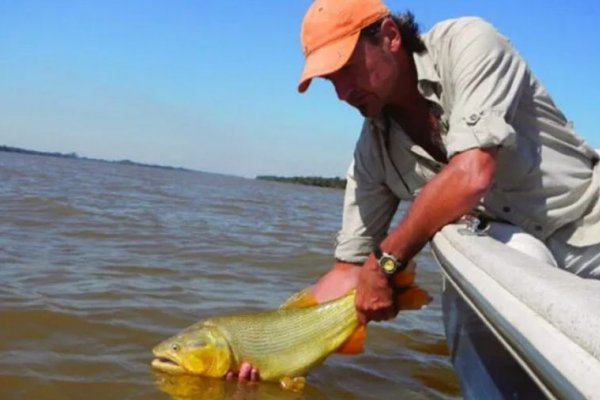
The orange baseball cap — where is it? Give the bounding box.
[298,0,390,93]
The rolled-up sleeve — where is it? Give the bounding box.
[334,123,399,263]
[444,19,528,158]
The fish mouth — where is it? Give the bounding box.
[151,356,185,374]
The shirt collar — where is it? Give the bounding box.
[413,49,441,87]
[413,50,444,112]
[370,48,442,134]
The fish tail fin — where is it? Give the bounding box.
[336,324,366,355]
[279,287,318,309]
[394,286,432,310]
[335,285,429,355]
[391,260,432,310]
[391,259,417,288]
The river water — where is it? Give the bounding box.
[0,152,460,400]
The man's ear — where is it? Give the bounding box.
[380,17,402,52]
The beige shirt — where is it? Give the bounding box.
[335,17,600,264]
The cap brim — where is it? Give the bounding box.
[297,31,360,93]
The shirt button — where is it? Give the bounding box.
[502,206,511,212]
[468,114,479,123]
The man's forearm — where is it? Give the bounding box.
[380,147,497,261]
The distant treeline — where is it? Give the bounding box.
[0,145,79,159]
[257,175,347,189]
[0,145,190,172]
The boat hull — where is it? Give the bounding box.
[432,224,600,400]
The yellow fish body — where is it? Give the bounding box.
[152,292,359,388]
[152,264,430,390]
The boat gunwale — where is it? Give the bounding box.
[431,224,600,400]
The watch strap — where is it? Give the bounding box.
[373,245,383,260]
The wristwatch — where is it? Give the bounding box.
[373,246,407,276]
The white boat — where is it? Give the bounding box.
[431,223,600,400]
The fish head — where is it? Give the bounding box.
[152,322,231,377]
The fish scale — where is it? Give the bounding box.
[208,293,358,379]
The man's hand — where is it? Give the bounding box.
[355,254,396,324]
[226,362,259,381]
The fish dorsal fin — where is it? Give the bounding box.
[279,287,318,309]
[336,324,366,355]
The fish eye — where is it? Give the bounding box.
[171,344,180,352]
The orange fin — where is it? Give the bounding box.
[394,286,432,311]
[392,260,417,288]
[279,287,318,309]
[336,324,366,355]
[279,376,306,392]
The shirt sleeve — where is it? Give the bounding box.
[444,18,529,158]
[334,122,400,264]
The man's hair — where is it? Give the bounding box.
[359,11,426,54]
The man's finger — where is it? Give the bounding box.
[238,362,252,381]
[374,308,393,322]
[357,309,368,325]
[387,306,399,320]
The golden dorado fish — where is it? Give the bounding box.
[151,281,430,390]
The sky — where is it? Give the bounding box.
[0,0,599,178]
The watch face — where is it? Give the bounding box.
[381,257,397,274]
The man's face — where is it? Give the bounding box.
[324,36,398,118]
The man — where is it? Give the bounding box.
[229,0,600,381]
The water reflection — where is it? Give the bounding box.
[153,372,334,400]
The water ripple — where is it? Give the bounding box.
[0,152,459,400]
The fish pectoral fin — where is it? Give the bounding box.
[395,286,432,311]
[279,287,318,309]
[335,324,366,355]
[279,376,306,392]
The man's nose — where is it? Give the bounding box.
[332,76,354,102]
